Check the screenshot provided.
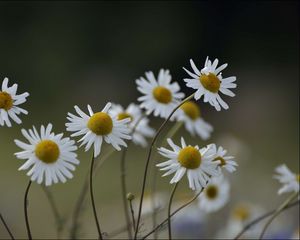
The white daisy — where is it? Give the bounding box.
[225,203,264,238]
[108,103,155,147]
[274,164,299,195]
[136,69,185,118]
[156,137,221,191]
[0,77,29,127]
[66,102,132,157]
[175,100,213,140]
[208,144,238,173]
[183,57,237,111]
[14,124,79,186]
[197,175,230,213]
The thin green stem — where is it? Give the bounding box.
[259,191,299,239]
[69,147,115,239]
[168,182,179,240]
[120,148,132,239]
[129,198,136,232]
[120,115,145,239]
[142,187,203,239]
[90,152,103,240]
[134,94,194,239]
[0,213,15,240]
[150,121,183,239]
[24,181,32,240]
[234,199,299,239]
[41,186,64,238]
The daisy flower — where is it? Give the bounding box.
[136,69,185,118]
[183,57,237,111]
[218,203,264,239]
[66,102,132,157]
[208,144,238,173]
[0,77,29,127]
[108,103,155,147]
[175,100,213,140]
[156,137,221,191]
[14,124,79,186]
[274,164,299,195]
[197,175,230,213]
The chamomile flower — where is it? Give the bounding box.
[108,103,155,147]
[156,137,221,191]
[66,103,131,157]
[136,69,185,118]
[274,164,299,195]
[208,144,238,173]
[183,57,237,111]
[0,77,29,127]
[175,100,213,140]
[14,124,79,186]
[224,203,264,238]
[197,175,230,213]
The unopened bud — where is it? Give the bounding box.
[126,192,135,201]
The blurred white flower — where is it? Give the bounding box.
[208,144,238,173]
[66,103,131,157]
[14,124,79,186]
[175,100,213,140]
[217,203,264,239]
[183,57,237,111]
[0,77,29,127]
[197,175,230,213]
[136,69,184,118]
[140,191,168,216]
[108,103,155,147]
[156,137,221,190]
[274,164,299,195]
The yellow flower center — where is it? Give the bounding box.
[0,91,13,110]
[180,101,200,120]
[205,185,218,199]
[35,140,60,164]
[296,174,300,182]
[199,73,220,93]
[233,205,250,221]
[214,156,226,167]
[178,146,201,169]
[117,112,133,122]
[87,112,113,135]
[152,86,172,104]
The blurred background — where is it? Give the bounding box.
[0,1,299,239]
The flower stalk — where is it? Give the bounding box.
[24,181,32,240]
[134,94,194,239]
[89,152,103,240]
[167,182,179,240]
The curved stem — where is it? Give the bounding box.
[120,148,132,239]
[134,94,194,239]
[90,153,103,240]
[70,147,115,239]
[69,115,144,239]
[119,115,145,238]
[24,181,32,240]
[41,186,64,238]
[0,213,15,240]
[234,199,299,239]
[150,121,183,239]
[129,198,136,232]
[259,191,299,239]
[168,182,179,240]
[142,187,203,239]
